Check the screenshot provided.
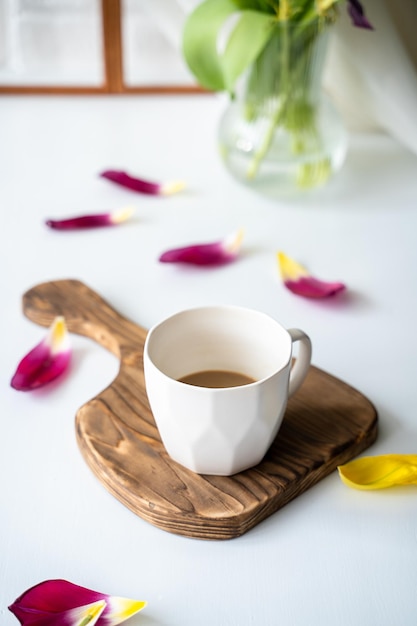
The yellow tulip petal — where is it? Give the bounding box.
[278,251,309,282]
[338,454,417,490]
[70,600,107,626]
[106,597,147,624]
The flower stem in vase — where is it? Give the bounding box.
[218,14,346,195]
[246,18,291,179]
[246,18,330,186]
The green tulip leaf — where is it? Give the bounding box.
[182,0,239,91]
[232,0,275,11]
[222,10,275,92]
[183,0,275,93]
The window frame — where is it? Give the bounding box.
[0,0,204,95]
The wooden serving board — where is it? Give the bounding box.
[23,279,378,540]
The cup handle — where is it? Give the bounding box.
[287,328,312,397]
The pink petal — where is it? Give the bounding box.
[159,229,244,266]
[100,170,185,195]
[8,580,146,626]
[284,276,346,298]
[45,207,134,230]
[9,600,106,626]
[278,252,346,299]
[10,317,71,391]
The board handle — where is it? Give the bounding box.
[22,278,146,358]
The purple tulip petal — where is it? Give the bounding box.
[284,276,346,298]
[45,207,134,230]
[10,600,106,626]
[10,317,71,391]
[8,579,147,626]
[100,170,185,195]
[13,600,106,626]
[347,0,373,30]
[159,229,244,266]
[278,252,346,299]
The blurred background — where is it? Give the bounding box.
[0,0,416,151]
[0,0,201,88]
[0,0,415,90]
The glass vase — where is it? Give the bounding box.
[218,19,347,197]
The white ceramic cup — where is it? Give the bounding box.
[143,305,312,476]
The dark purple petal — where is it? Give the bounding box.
[100,170,185,195]
[347,0,373,30]
[285,277,346,298]
[159,230,243,266]
[8,580,146,626]
[10,317,71,391]
[159,242,229,265]
[45,207,134,230]
[9,599,106,626]
[8,580,101,625]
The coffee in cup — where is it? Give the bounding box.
[144,305,312,476]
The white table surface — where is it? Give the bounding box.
[1,94,417,626]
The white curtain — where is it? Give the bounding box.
[324,0,417,155]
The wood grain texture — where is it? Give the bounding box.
[23,279,378,540]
